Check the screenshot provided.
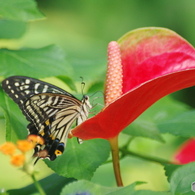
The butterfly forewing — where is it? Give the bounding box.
[2,76,91,162]
[2,76,74,106]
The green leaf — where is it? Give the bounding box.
[0,86,27,142]
[45,139,110,180]
[60,180,134,195]
[0,0,44,21]
[61,180,114,195]
[123,96,189,142]
[158,110,195,137]
[163,163,181,182]
[57,75,77,92]
[170,162,195,195]
[124,119,164,142]
[0,45,72,78]
[88,80,104,94]
[0,20,27,39]
[126,191,171,195]
[69,57,106,81]
[8,174,75,195]
[60,180,171,195]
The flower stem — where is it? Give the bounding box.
[120,137,178,165]
[121,148,177,165]
[108,136,123,187]
[31,173,46,195]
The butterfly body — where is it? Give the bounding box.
[2,76,91,161]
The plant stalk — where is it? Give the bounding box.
[31,173,46,195]
[120,137,178,165]
[121,148,177,165]
[109,136,123,187]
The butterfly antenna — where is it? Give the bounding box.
[80,77,85,95]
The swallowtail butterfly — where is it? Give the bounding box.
[2,76,91,162]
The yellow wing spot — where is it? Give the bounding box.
[49,135,56,140]
[39,130,45,136]
[45,119,50,126]
[55,150,62,156]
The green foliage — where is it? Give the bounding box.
[0,0,44,21]
[61,181,171,195]
[158,110,195,137]
[56,75,77,92]
[170,162,195,195]
[0,87,27,141]
[61,180,135,195]
[8,174,75,195]
[0,0,44,39]
[0,45,72,78]
[0,0,195,194]
[123,96,188,141]
[163,163,181,182]
[45,139,110,180]
[0,20,26,39]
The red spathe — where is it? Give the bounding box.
[72,28,195,140]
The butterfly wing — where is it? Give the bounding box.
[2,76,90,161]
[25,93,83,161]
[2,76,74,106]
[2,76,76,125]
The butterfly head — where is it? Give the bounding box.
[82,95,92,109]
[33,138,65,163]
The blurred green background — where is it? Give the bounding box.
[1,0,195,192]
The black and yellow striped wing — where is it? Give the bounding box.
[2,76,91,161]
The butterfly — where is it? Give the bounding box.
[2,76,92,162]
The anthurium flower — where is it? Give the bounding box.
[72,27,195,140]
[174,139,195,164]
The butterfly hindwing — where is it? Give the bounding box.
[2,76,92,162]
[24,93,82,136]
